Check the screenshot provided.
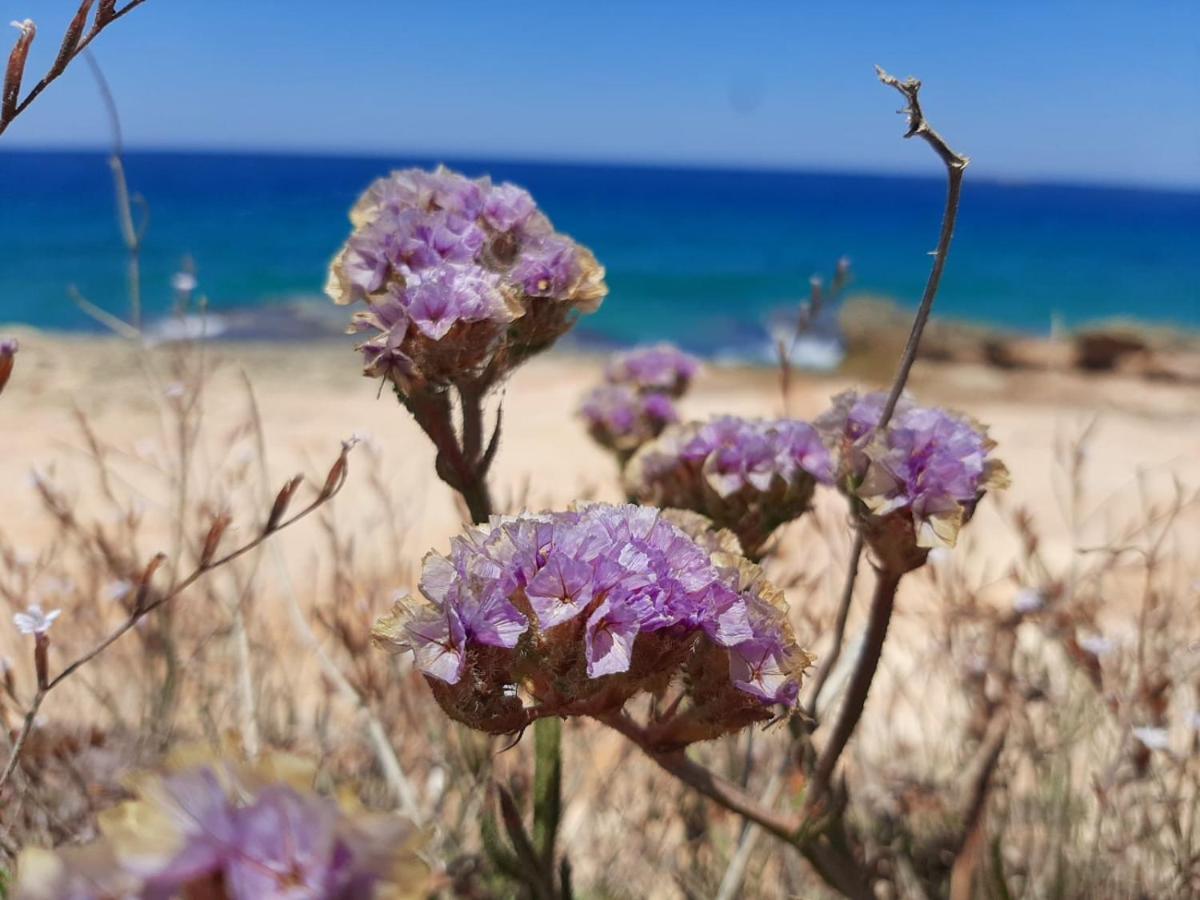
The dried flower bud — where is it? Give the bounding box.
[199,512,232,568]
[817,390,1009,572]
[133,552,167,614]
[327,166,606,398]
[0,336,17,395]
[625,416,834,560]
[266,475,303,532]
[50,2,92,78]
[3,19,35,124]
[374,503,810,742]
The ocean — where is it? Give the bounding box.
[1,150,1197,356]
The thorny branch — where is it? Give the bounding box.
[0,441,355,796]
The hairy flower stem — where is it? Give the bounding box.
[404,388,494,523]
[807,566,902,811]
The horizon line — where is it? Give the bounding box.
[3,143,1199,197]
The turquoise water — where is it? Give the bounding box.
[1,150,1196,353]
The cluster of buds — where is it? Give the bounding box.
[817,390,1009,572]
[14,753,428,899]
[624,416,834,560]
[327,166,607,398]
[580,343,701,461]
[374,504,810,747]
[0,337,17,395]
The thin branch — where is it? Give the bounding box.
[0,0,151,137]
[0,442,353,794]
[873,65,969,424]
[806,566,902,810]
[805,530,865,718]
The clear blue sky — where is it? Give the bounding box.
[5,0,1198,188]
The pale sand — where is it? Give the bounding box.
[1,331,1195,667]
[2,332,1196,568]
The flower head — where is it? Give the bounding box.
[625,417,834,560]
[580,384,678,458]
[817,390,1008,571]
[13,604,60,636]
[374,504,810,742]
[605,343,701,397]
[14,754,428,899]
[328,166,606,397]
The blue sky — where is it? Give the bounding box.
[5,1,1198,188]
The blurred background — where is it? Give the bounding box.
[1,0,1197,360]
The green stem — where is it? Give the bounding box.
[533,716,563,873]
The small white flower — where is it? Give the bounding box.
[9,19,34,36]
[1132,726,1170,752]
[171,272,198,294]
[1013,587,1045,615]
[13,604,61,636]
[1079,635,1115,657]
[104,579,133,602]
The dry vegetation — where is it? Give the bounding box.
[1,334,1197,898]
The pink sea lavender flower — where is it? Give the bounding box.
[16,756,429,899]
[13,604,60,636]
[604,343,701,397]
[373,503,809,738]
[403,263,510,340]
[626,416,834,560]
[580,384,678,459]
[328,166,606,396]
[482,182,537,232]
[511,235,580,299]
[817,390,1009,570]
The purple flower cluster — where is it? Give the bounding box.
[604,343,701,397]
[626,417,835,559]
[580,384,678,457]
[374,504,808,737]
[327,166,607,394]
[581,342,700,460]
[817,390,1009,564]
[15,757,426,900]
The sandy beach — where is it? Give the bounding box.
[2,330,1196,659]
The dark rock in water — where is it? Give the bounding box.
[1075,330,1148,371]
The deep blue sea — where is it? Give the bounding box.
[1,150,1197,355]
